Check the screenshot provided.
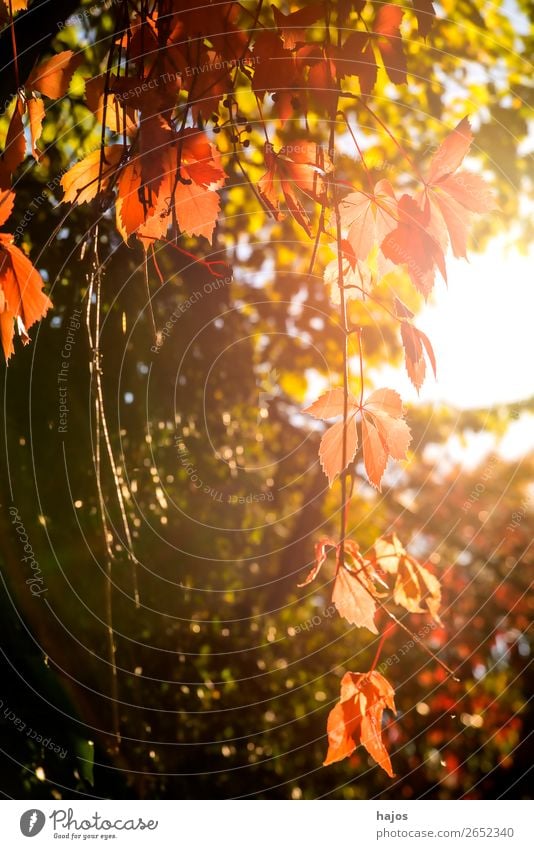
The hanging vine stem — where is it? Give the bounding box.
[321,1,458,686]
[85,227,121,748]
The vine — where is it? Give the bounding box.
[0,0,495,774]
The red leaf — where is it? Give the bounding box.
[381,193,446,297]
[400,321,437,391]
[411,0,436,37]
[324,671,396,776]
[271,2,325,50]
[179,129,227,188]
[258,141,332,235]
[27,50,82,99]
[374,4,407,85]
[338,31,377,95]
[430,190,472,258]
[0,235,51,361]
[252,31,294,97]
[428,117,473,185]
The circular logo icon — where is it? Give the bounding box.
[20,810,46,837]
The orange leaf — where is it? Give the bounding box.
[298,537,382,633]
[0,189,15,227]
[27,50,82,99]
[179,129,227,188]
[439,172,495,214]
[381,193,446,297]
[116,159,145,242]
[85,75,137,137]
[339,180,397,264]
[400,321,437,391]
[2,96,26,177]
[372,533,442,622]
[304,388,359,486]
[258,141,332,235]
[61,145,124,205]
[27,97,46,160]
[304,387,350,419]
[332,564,378,633]
[424,119,495,257]
[428,117,473,185]
[324,671,396,776]
[0,235,51,361]
[319,417,358,486]
[361,389,411,489]
[174,180,221,243]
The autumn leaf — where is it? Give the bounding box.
[424,118,495,259]
[324,670,397,776]
[116,159,145,242]
[1,96,26,179]
[400,320,436,391]
[297,536,381,633]
[61,145,124,205]
[337,31,377,95]
[258,141,333,235]
[371,533,442,623]
[361,388,411,489]
[178,129,227,188]
[339,180,397,275]
[304,388,359,485]
[27,50,82,100]
[0,234,51,361]
[297,536,336,587]
[411,0,436,37]
[373,4,407,86]
[27,97,46,160]
[381,193,447,297]
[252,31,295,100]
[338,4,406,94]
[0,190,15,227]
[85,75,138,137]
[332,546,379,633]
[272,2,325,51]
[323,253,372,304]
[428,117,474,185]
[174,180,221,243]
